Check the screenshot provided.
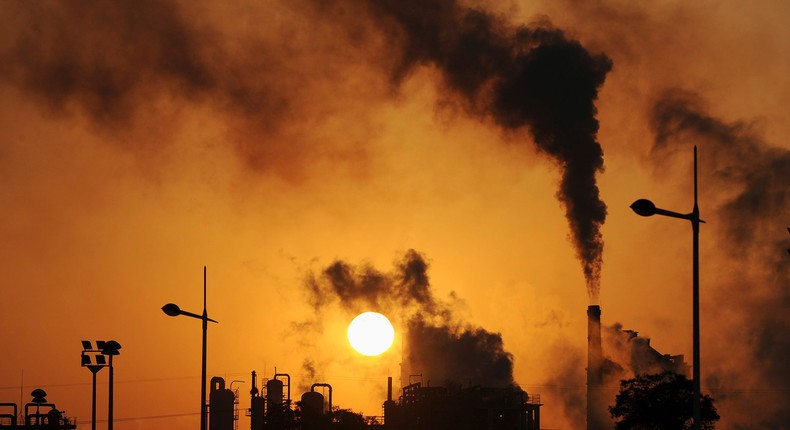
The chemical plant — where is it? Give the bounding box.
[206,371,542,430]
[0,305,690,430]
[0,389,76,429]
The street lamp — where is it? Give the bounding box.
[630,145,704,430]
[162,266,218,430]
[81,340,121,430]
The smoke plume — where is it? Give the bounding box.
[306,250,516,388]
[357,0,612,300]
[0,0,376,178]
[651,89,790,428]
[1,0,612,299]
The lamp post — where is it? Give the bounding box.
[162,266,218,430]
[102,341,121,430]
[630,145,704,430]
[81,341,107,430]
[81,340,121,430]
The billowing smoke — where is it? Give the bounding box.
[0,0,375,178]
[0,1,210,121]
[541,341,586,429]
[357,0,612,300]
[306,249,516,388]
[1,0,612,300]
[650,89,790,428]
[407,317,514,388]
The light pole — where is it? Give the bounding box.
[630,145,704,430]
[102,341,121,430]
[81,340,121,430]
[81,341,107,430]
[162,266,218,430]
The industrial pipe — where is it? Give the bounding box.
[310,383,333,412]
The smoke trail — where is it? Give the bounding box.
[651,89,790,427]
[0,0,371,178]
[2,0,612,298]
[307,249,442,317]
[406,317,514,388]
[542,341,586,429]
[299,359,318,394]
[0,0,217,124]
[306,250,516,388]
[357,0,612,300]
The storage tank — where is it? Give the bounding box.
[250,371,264,430]
[209,377,234,430]
[301,391,324,415]
[266,379,284,412]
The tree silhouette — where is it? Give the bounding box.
[609,371,719,430]
[331,409,367,430]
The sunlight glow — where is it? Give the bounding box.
[347,312,395,356]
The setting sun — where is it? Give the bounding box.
[347,312,395,356]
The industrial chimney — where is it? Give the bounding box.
[587,305,606,430]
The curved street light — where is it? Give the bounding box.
[630,146,704,430]
[162,267,218,430]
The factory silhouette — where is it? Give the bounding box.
[0,303,687,430]
[212,304,685,430]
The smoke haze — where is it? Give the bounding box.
[360,0,612,300]
[650,90,790,428]
[304,250,516,388]
[0,0,610,299]
[0,1,787,429]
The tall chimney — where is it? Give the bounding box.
[587,305,604,430]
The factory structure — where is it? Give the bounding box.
[207,371,542,430]
[0,306,686,430]
[0,389,76,429]
[586,304,688,430]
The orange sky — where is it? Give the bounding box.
[0,1,788,429]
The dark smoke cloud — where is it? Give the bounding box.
[0,1,219,124]
[407,317,514,388]
[3,0,612,298]
[651,89,790,428]
[0,0,369,177]
[354,0,612,299]
[305,250,516,388]
[307,249,444,318]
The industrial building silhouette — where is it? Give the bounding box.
[586,305,688,430]
[0,307,688,430]
[0,389,76,429]
[207,372,542,430]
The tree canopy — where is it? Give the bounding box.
[609,371,720,430]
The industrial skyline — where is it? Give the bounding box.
[1,0,788,429]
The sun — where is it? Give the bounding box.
[347,312,395,356]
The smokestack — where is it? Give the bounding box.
[587,305,602,383]
[387,376,393,402]
[587,305,612,430]
[587,305,604,430]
